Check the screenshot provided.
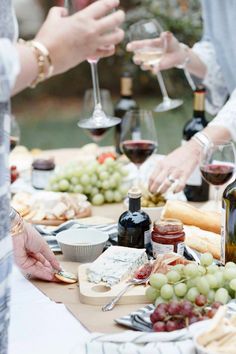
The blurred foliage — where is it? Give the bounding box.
[13,0,203,106]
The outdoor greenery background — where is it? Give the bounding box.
[12,0,209,154]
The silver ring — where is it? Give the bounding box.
[167,175,176,184]
[25,273,32,280]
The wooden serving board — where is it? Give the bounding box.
[78,264,150,306]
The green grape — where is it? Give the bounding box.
[99,171,109,181]
[84,185,92,194]
[186,278,197,289]
[198,265,207,275]
[149,274,168,289]
[68,185,75,193]
[74,167,83,178]
[196,276,210,295]
[113,172,122,183]
[70,176,79,185]
[207,264,219,274]
[172,264,184,273]
[90,175,98,186]
[225,262,236,268]
[207,290,216,304]
[166,270,181,283]
[104,157,116,167]
[113,191,123,203]
[91,194,105,206]
[184,263,199,278]
[109,177,117,189]
[119,185,129,198]
[215,288,229,304]
[59,179,70,192]
[205,274,218,289]
[90,187,99,197]
[73,184,83,194]
[86,162,98,175]
[48,176,58,185]
[96,164,106,174]
[80,174,90,186]
[102,180,110,190]
[224,283,235,298]
[154,297,167,307]
[229,279,236,291]
[200,253,213,267]
[160,284,174,300]
[104,190,114,203]
[223,267,236,281]
[186,287,200,302]
[174,283,187,297]
[145,286,159,302]
[214,272,224,288]
[51,183,59,192]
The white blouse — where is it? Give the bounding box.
[192,40,236,141]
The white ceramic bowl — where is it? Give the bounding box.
[57,228,109,263]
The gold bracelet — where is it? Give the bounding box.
[10,209,25,237]
[18,38,54,88]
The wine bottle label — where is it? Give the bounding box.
[152,241,174,258]
[177,242,185,256]
[121,77,132,96]
[144,229,151,247]
[221,206,226,265]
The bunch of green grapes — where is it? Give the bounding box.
[47,157,129,205]
[146,253,236,306]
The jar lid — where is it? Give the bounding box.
[128,187,142,199]
[32,158,55,170]
[153,218,183,234]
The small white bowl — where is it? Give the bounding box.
[57,228,109,263]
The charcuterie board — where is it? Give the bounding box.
[78,264,150,306]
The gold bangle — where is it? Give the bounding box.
[10,209,25,237]
[18,38,54,88]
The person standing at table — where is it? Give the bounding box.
[127,0,236,194]
[0,1,124,353]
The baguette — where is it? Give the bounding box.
[161,200,221,234]
[184,225,221,259]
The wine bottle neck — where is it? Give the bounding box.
[129,197,141,212]
[121,77,133,97]
[193,91,205,118]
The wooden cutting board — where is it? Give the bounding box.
[78,264,150,306]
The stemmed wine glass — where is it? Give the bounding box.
[120,109,158,186]
[200,141,236,210]
[79,89,114,142]
[65,0,121,131]
[10,115,20,152]
[128,19,183,112]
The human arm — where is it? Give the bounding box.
[13,0,124,94]
[10,209,61,281]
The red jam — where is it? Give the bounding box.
[151,219,185,258]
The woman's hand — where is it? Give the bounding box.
[148,140,202,194]
[127,31,187,72]
[12,222,61,281]
[35,0,125,75]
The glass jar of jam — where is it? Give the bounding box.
[151,218,185,257]
[32,158,55,190]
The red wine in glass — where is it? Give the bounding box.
[121,140,157,166]
[86,127,109,142]
[10,136,19,152]
[200,164,234,186]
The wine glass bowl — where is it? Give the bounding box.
[200,141,236,207]
[128,19,183,112]
[120,109,158,184]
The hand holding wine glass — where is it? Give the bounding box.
[127,19,183,112]
[200,141,236,209]
[120,109,158,186]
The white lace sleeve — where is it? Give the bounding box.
[0,39,20,102]
[192,41,228,115]
[208,89,236,141]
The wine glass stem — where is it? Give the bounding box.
[183,68,196,91]
[157,71,169,100]
[90,61,102,107]
[215,186,220,211]
[135,165,141,187]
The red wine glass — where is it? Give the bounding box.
[120,109,158,186]
[64,0,121,131]
[200,141,236,209]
